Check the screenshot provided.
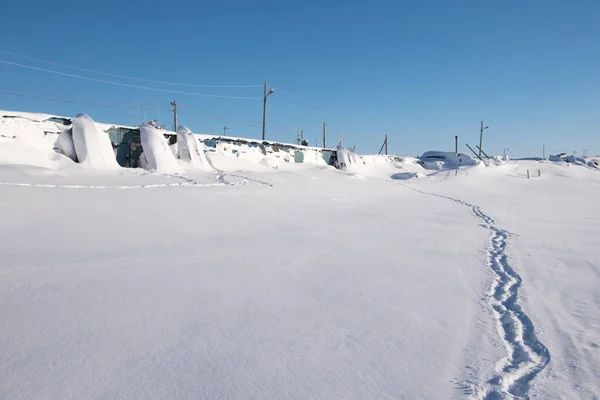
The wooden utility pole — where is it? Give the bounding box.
[171,101,177,131]
[223,126,229,136]
[262,82,268,140]
[479,121,484,158]
[323,122,327,149]
[261,81,274,141]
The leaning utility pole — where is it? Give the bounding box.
[323,122,327,149]
[385,134,388,155]
[171,100,177,131]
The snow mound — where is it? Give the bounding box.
[71,114,119,169]
[56,128,77,162]
[177,126,212,170]
[335,147,365,173]
[391,171,425,180]
[419,151,480,169]
[548,154,565,163]
[140,124,183,174]
[299,149,327,165]
[0,114,73,168]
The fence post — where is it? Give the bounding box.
[527,170,530,179]
[455,169,458,176]
[538,169,541,177]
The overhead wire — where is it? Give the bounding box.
[269,99,354,121]
[0,89,165,111]
[0,50,262,88]
[267,103,297,132]
[0,86,170,108]
[177,110,261,128]
[0,60,261,100]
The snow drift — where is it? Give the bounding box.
[0,114,74,168]
[71,114,119,169]
[56,128,77,162]
[177,126,211,170]
[335,147,364,172]
[140,124,183,174]
[419,151,480,169]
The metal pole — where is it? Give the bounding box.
[385,134,388,155]
[455,136,458,154]
[543,144,546,159]
[223,126,229,136]
[262,81,268,141]
[323,122,327,149]
[480,121,484,157]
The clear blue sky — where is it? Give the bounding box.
[1,0,598,157]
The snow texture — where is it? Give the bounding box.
[56,128,77,162]
[420,151,480,168]
[1,110,600,400]
[140,123,184,174]
[71,114,120,169]
[177,126,212,170]
[335,147,364,172]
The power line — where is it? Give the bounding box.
[0,89,164,111]
[0,60,261,100]
[267,103,297,132]
[0,86,170,108]
[269,99,354,121]
[177,110,261,128]
[0,50,262,88]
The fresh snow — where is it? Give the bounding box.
[176,126,211,170]
[140,123,184,174]
[0,110,599,400]
[71,114,120,169]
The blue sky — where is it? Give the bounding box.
[1,0,598,157]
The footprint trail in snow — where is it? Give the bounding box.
[407,185,550,399]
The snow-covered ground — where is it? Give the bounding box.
[0,111,599,399]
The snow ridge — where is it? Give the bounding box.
[406,185,550,399]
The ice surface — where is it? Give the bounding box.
[71,114,120,169]
[140,124,184,174]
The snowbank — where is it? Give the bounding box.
[0,114,73,168]
[56,129,77,162]
[140,124,183,174]
[177,126,211,170]
[335,147,364,173]
[419,151,480,169]
[71,114,120,169]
